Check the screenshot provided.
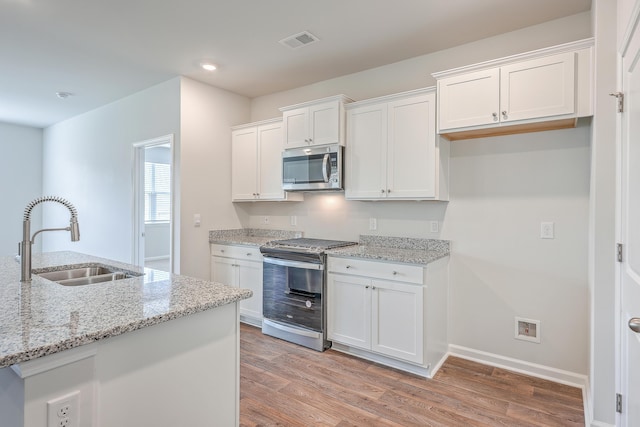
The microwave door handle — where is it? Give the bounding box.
[322,153,330,183]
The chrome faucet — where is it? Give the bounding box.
[19,196,80,282]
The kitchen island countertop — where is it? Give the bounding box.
[0,251,251,368]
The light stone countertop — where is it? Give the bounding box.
[327,235,450,265]
[209,228,301,247]
[209,230,450,265]
[327,245,448,264]
[0,251,251,368]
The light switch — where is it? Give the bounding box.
[194,214,201,227]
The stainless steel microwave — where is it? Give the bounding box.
[282,144,343,191]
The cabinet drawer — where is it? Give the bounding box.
[328,257,423,285]
[211,244,262,261]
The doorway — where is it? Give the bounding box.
[133,135,174,273]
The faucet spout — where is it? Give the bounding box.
[20,196,80,282]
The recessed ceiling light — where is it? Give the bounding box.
[200,61,217,71]
[56,91,73,99]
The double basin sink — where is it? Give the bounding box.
[36,264,142,286]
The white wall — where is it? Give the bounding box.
[0,122,43,256]
[42,78,181,263]
[179,77,250,279]
[251,12,592,121]
[239,12,593,376]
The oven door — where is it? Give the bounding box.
[262,256,324,332]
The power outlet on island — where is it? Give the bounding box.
[47,390,80,427]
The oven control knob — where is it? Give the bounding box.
[305,300,312,308]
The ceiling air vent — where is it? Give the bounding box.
[279,31,319,50]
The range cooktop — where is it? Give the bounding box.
[260,238,358,255]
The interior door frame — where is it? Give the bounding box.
[132,134,175,272]
[616,5,640,425]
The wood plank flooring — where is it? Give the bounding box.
[240,324,585,426]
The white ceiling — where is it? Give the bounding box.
[1,0,591,128]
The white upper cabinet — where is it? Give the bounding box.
[434,38,593,140]
[231,119,302,202]
[280,95,352,149]
[500,52,575,122]
[345,88,448,201]
[437,68,500,130]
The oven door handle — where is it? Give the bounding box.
[263,319,322,339]
[263,257,324,271]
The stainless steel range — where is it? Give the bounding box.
[259,238,357,351]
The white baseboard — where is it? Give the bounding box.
[448,344,591,426]
[589,422,615,427]
[448,344,588,388]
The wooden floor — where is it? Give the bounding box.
[240,324,585,427]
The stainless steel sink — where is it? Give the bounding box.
[36,264,142,286]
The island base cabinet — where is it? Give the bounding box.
[1,303,241,427]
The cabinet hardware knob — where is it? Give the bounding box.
[365,285,369,289]
[502,111,508,119]
[372,286,376,290]
[630,318,640,333]
[246,253,252,256]
[345,265,352,269]
[220,250,225,253]
[381,189,385,193]
[492,112,498,121]
[392,271,398,275]
[387,189,391,193]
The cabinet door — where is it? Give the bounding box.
[257,122,285,200]
[327,274,371,349]
[371,280,424,364]
[211,256,238,287]
[345,103,388,199]
[387,92,437,199]
[236,259,263,321]
[231,128,258,201]
[500,52,575,123]
[309,101,340,146]
[437,68,500,131]
[283,107,309,149]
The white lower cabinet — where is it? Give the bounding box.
[327,256,447,377]
[328,274,423,364]
[210,244,263,325]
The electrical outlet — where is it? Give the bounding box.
[540,222,554,239]
[429,221,439,233]
[48,391,80,427]
[369,218,377,231]
[263,216,269,224]
[290,215,297,226]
